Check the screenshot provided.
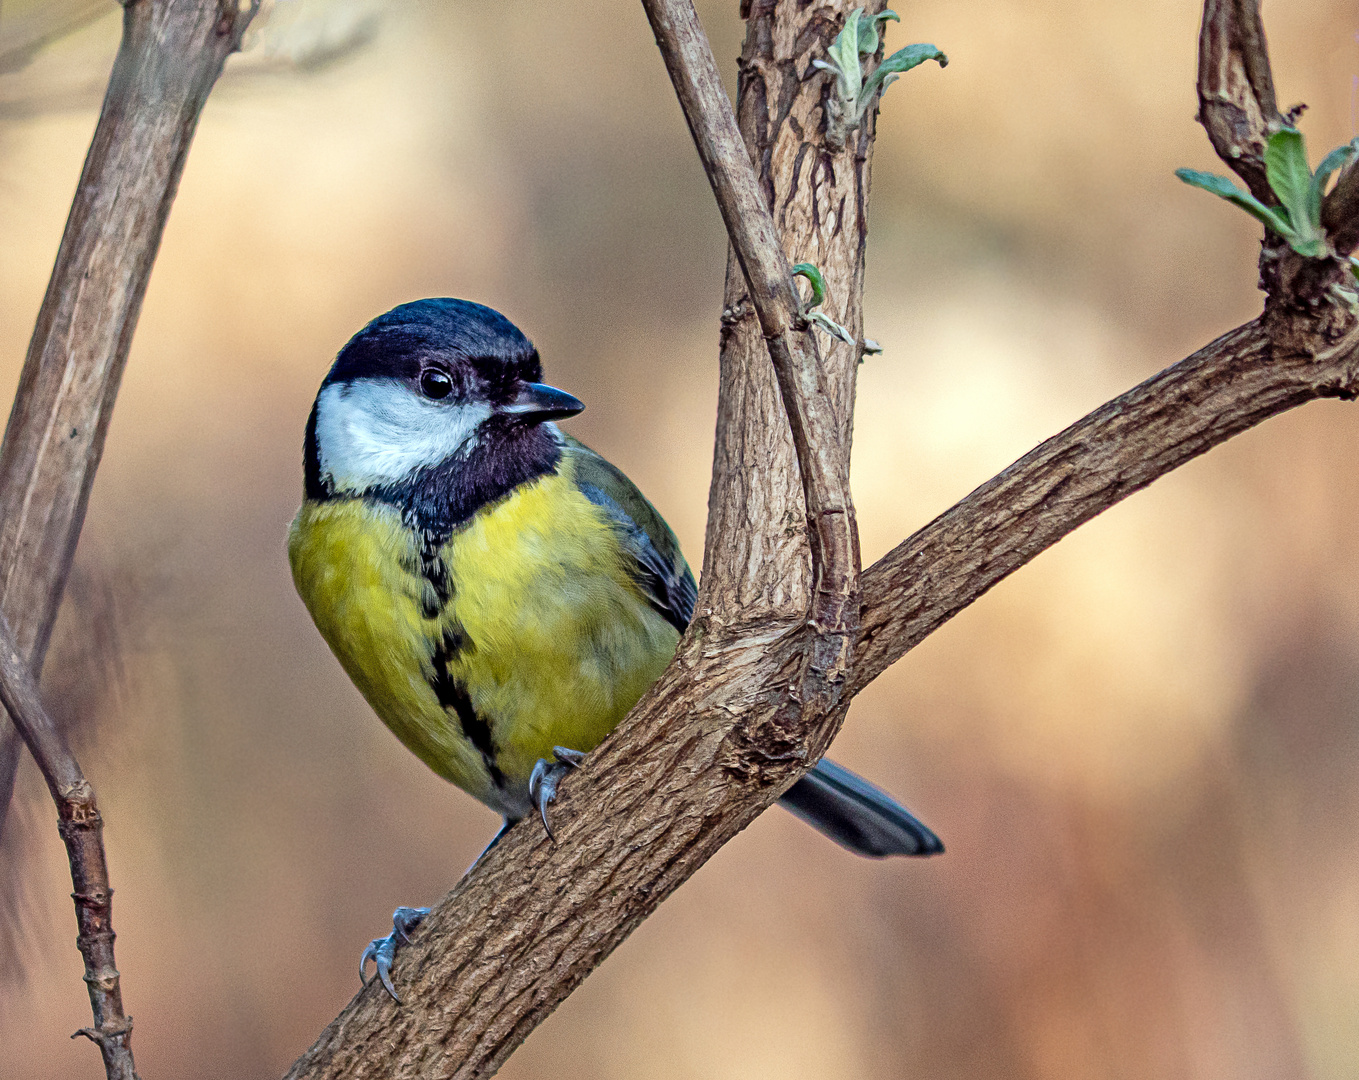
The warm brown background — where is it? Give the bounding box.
[1,1,1357,1077]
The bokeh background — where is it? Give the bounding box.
[1,1,1358,1077]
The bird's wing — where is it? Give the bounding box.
[562,435,696,634]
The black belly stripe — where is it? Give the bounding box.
[428,625,502,788]
[417,535,453,620]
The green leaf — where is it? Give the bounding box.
[825,9,864,104]
[1309,139,1359,229]
[1264,128,1314,231]
[861,43,947,105]
[1175,167,1295,238]
[856,8,898,55]
[792,263,827,308]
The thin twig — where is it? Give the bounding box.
[0,0,260,839]
[640,0,861,688]
[0,612,137,1080]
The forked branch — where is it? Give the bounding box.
[641,0,860,687]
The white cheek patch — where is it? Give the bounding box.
[314,379,492,491]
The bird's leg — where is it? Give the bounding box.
[467,818,513,872]
[358,817,515,1003]
[360,905,429,1003]
[527,745,586,839]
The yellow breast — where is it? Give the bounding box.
[287,462,680,819]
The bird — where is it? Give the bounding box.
[287,298,942,999]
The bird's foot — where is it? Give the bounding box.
[527,746,586,839]
[360,905,429,1003]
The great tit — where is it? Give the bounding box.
[288,299,942,997]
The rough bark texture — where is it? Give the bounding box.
[2,0,1351,1075]
[642,0,861,749]
[282,303,1359,1080]
[0,0,257,840]
[1196,0,1280,204]
[280,0,1359,1076]
[704,1,878,620]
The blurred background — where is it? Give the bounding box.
[1,0,1357,1076]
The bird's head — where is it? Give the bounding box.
[305,298,583,499]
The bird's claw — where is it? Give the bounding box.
[527,746,586,840]
[359,905,429,1003]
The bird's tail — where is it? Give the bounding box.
[777,758,944,858]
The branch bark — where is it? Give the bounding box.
[287,2,886,1076]
[852,316,1359,696]
[640,0,859,717]
[1195,0,1280,204]
[281,305,1359,1080]
[0,612,137,1079]
[0,0,258,838]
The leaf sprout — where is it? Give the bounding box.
[1176,128,1359,260]
[792,262,865,351]
[813,7,946,149]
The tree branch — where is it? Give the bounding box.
[286,3,887,1075]
[282,289,1359,1080]
[0,612,136,1080]
[641,0,860,685]
[284,1,1359,1075]
[1322,159,1359,258]
[0,0,259,838]
[851,316,1359,696]
[1195,0,1281,203]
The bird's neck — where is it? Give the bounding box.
[368,420,563,543]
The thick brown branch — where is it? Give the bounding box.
[0,612,136,1080]
[285,621,826,1080]
[287,4,883,1076]
[0,0,258,836]
[641,0,860,671]
[851,316,1359,696]
[1196,0,1281,204]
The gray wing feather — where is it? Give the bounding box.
[577,480,695,633]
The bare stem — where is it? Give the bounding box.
[0,613,137,1080]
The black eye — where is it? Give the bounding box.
[419,368,453,400]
